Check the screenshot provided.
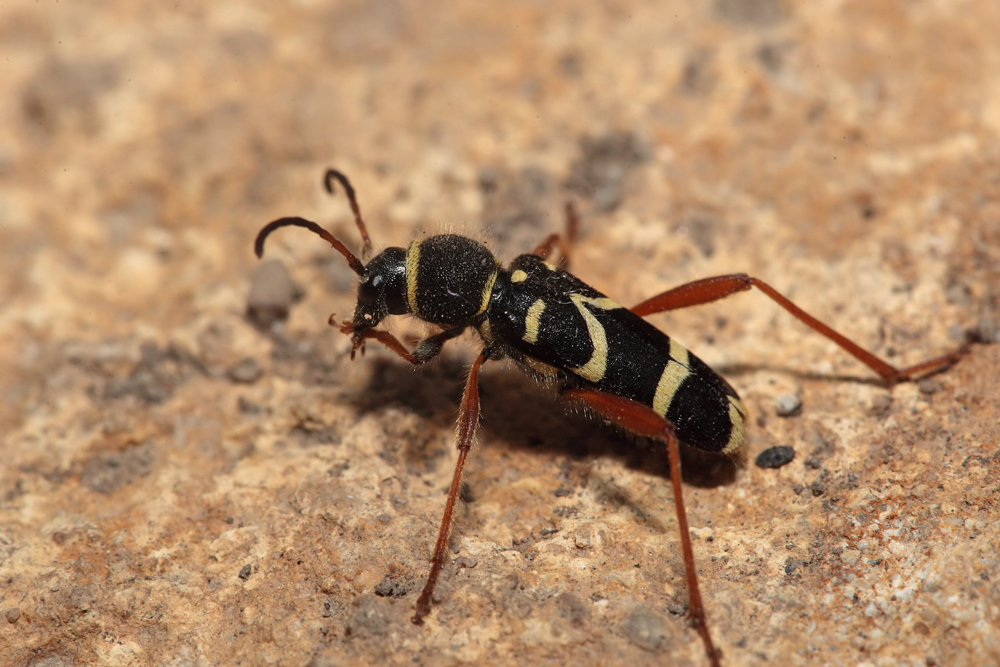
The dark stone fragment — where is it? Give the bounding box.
[755,445,795,469]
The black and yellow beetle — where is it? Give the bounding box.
[254,169,964,666]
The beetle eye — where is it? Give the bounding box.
[371,274,382,288]
[357,281,378,305]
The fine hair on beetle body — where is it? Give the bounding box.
[254,168,967,667]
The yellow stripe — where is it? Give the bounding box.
[523,299,546,344]
[478,269,498,316]
[728,396,747,417]
[590,297,621,311]
[405,239,422,315]
[652,338,693,417]
[477,319,493,344]
[652,361,691,417]
[722,396,747,455]
[511,269,528,283]
[668,337,689,368]
[567,293,623,383]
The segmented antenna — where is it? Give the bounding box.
[254,216,366,277]
[324,168,374,257]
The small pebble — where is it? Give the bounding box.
[917,379,938,395]
[971,318,999,344]
[374,576,411,598]
[869,394,893,416]
[621,606,670,651]
[775,393,802,417]
[755,446,796,469]
[228,358,263,384]
[237,396,262,414]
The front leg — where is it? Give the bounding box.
[412,348,490,623]
[335,317,466,365]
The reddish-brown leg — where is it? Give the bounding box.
[631,273,966,385]
[563,388,721,667]
[531,202,581,270]
[412,349,490,624]
[332,319,483,623]
[334,318,465,364]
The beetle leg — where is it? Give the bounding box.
[412,349,490,624]
[562,387,721,667]
[531,202,580,270]
[631,273,967,385]
[335,318,466,364]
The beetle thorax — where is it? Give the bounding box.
[403,235,500,327]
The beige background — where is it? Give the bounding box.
[1,1,998,665]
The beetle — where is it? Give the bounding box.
[254,169,965,666]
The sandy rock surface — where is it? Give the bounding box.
[1,2,998,666]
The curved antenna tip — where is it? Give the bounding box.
[322,168,374,256]
[253,216,366,276]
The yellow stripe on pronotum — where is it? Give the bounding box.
[405,239,422,315]
[478,268,498,316]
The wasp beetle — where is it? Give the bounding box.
[254,169,965,666]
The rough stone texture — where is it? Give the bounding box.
[1,2,998,666]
